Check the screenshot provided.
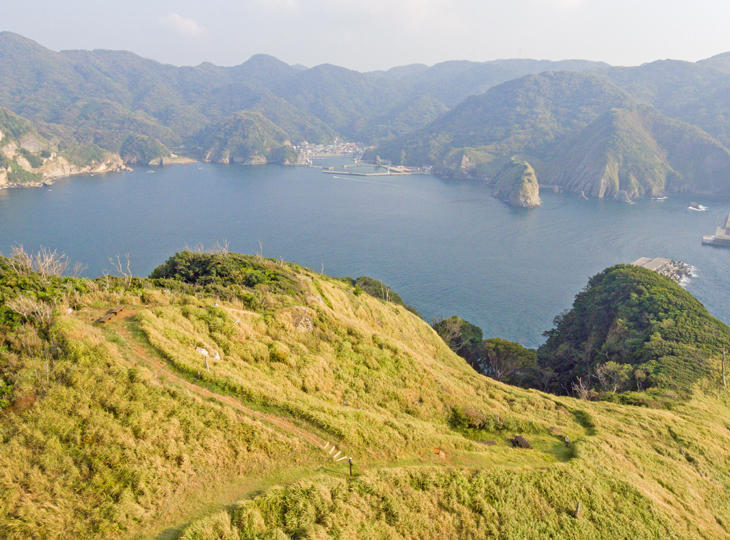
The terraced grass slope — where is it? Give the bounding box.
[0,251,728,539]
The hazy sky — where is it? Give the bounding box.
[5,0,730,70]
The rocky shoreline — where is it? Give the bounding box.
[632,257,696,284]
[0,154,198,190]
[660,260,696,284]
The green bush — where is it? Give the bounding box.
[150,251,295,293]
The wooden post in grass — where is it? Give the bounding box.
[348,457,353,477]
[573,501,581,518]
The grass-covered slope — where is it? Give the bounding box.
[539,264,730,401]
[0,251,728,538]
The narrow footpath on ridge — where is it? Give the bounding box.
[107,311,347,460]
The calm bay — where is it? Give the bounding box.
[1,162,728,347]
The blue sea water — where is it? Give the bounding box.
[1,163,728,347]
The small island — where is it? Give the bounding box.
[492,158,541,208]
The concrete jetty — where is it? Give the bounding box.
[702,213,730,248]
[322,164,425,177]
[631,257,693,283]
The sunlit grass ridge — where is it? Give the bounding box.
[0,250,727,538]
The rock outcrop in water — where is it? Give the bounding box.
[492,158,541,208]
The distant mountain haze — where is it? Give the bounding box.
[3,31,730,203]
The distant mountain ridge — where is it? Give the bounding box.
[374,71,730,203]
[3,31,730,201]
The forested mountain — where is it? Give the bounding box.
[375,71,730,202]
[0,106,124,187]
[543,105,730,199]
[373,72,634,166]
[378,58,610,107]
[188,111,298,165]
[4,30,730,201]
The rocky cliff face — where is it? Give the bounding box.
[0,106,131,188]
[492,159,541,208]
[40,154,127,181]
[0,142,127,188]
[534,107,730,202]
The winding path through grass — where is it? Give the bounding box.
[109,312,340,453]
[97,307,588,538]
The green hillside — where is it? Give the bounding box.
[188,112,296,164]
[373,72,634,168]
[435,264,730,405]
[375,73,730,201]
[0,250,728,538]
[0,33,331,167]
[542,106,730,200]
[355,93,448,143]
[538,264,730,402]
[605,60,730,147]
[380,58,609,108]
[0,106,123,186]
[5,31,730,196]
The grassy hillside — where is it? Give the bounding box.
[0,250,728,538]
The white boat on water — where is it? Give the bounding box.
[688,202,708,212]
[652,196,668,201]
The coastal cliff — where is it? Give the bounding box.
[0,144,128,189]
[0,108,130,188]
